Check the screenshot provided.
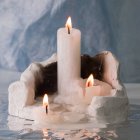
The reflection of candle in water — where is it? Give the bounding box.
[43,94,48,114]
[43,128,48,137]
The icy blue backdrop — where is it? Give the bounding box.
[0,0,140,83]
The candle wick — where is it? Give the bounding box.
[68,26,70,34]
[46,105,48,114]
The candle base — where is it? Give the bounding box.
[8,51,129,127]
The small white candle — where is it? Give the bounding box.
[57,16,81,95]
[83,74,113,105]
[33,94,63,124]
[33,94,49,123]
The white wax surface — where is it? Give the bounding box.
[33,103,86,124]
[33,106,47,124]
[33,106,63,124]
[57,28,81,96]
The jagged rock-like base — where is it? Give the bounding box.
[8,51,129,125]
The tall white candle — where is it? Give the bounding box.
[57,17,81,95]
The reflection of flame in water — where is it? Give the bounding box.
[107,130,118,138]
[38,127,118,139]
[42,128,48,137]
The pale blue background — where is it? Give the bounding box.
[0,0,140,82]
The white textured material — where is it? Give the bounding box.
[88,96,129,123]
[102,51,123,90]
[8,54,57,118]
[8,81,34,117]
[8,51,129,124]
[85,51,129,123]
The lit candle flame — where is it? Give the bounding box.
[65,16,72,34]
[43,94,48,107]
[86,74,94,87]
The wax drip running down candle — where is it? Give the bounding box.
[43,94,49,114]
[65,16,72,34]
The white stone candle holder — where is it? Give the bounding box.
[8,51,129,125]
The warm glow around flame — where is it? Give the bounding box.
[65,16,72,29]
[43,94,48,106]
[86,74,94,87]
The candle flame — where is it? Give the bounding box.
[65,16,72,30]
[86,74,94,87]
[43,94,48,106]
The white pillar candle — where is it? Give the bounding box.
[82,74,113,105]
[57,17,81,95]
